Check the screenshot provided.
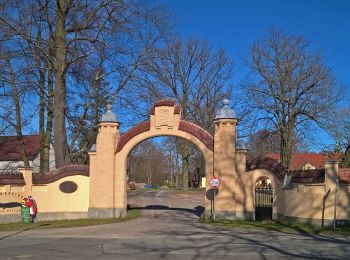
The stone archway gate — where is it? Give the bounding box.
[88,100,239,219]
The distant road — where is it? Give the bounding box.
[0,189,349,259]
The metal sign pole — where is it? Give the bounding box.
[213,188,216,221]
[209,176,221,221]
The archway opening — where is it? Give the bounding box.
[255,176,273,221]
[126,136,206,219]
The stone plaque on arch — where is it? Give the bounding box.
[149,100,181,130]
[155,106,174,129]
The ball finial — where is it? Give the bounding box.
[214,98,236,120]
[222,99,230,107]
[100,104,118,122]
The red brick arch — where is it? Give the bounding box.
[116,119,213,153]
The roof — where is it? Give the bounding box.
[265,153,342,170]
[0,164,89,185]
[246,158,285,181]
[32,164,89,184]
[290,169,325,184]
[339,168,350,183]
[0,135,40,161]
[149,100,181,115]
[246,157,350,184]
[0,173,25,185]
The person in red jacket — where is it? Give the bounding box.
[25,196,38,223]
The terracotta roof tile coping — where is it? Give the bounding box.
[291,169,325,184]
[116,120,214,152]
[0,164,89,185]
[0,173,25,185]
[246,158,347,184]
[33,164,89,184]
[149,100,181,115]
[339,168,350,184]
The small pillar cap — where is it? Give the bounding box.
[236,140,248,150]
[100,104,118,123]
[89,144,96,152]
[215,99,236,120]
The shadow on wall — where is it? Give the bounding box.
[0,202,22,208]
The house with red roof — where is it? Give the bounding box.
[266,153,342,170]
[0,135,55,173]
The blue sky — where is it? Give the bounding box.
[164,0,349,88]
[163,0,350,150]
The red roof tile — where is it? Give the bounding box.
[339,168,350,184]
[0,135,40,161]
[0,165,89,185]
[0,173,25,185]
[290,169,325,184]
[33,164,89,184]
[247,158,327,184]
[266,153,342,170]
[246,158,285,181]
[149,100,181,115]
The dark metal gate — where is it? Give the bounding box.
[255,187,273,221]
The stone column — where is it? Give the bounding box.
[325,160,339,185]
[88,105,120,218]
[323,160,340,223]
[212,99,237,219]
[19,167,33,193]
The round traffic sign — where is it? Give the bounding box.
[209,176,221,189]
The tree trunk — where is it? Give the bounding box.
[8,59,30,167]
[42,68,54,172]
[280,128,294,170]
[53,0,71,168]
[181,142,189,190]
[342,144,350,167]
[39,67,46,172]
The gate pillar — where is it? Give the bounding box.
[213,99,237,218]
[88,105,121,218]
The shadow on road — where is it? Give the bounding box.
[0,224,49,241]
[119,213,350,259]
[128,204,204,217]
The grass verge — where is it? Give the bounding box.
[202,219,350,236]
[0,208,140,232]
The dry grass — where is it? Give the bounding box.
[0,208,140,232]
[203,219,350,236]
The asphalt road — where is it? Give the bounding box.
[0,189,349,259]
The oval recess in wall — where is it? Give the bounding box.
[59,181,78,193]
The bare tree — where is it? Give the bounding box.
[137,38,233,189]
[128,140,168,185]
[0,54,31,167]
[247,130,280,160]
[0,0,172,168]
[244,30,342,169]
[327,104,350,167]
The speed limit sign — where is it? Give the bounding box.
[209,176,221,189]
